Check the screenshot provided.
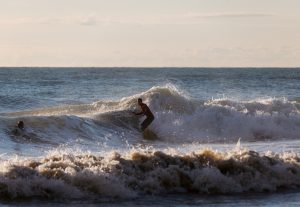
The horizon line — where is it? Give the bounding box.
[0,66,299,69]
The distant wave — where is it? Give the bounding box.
[0,84,300,145]
[0,148,299,200]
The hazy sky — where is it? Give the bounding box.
[0,0,299,67]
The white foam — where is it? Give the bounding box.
[0,147,299,200]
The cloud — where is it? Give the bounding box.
[0,12,278,27]
[78,14,98,26]
[186,12,276,19]
[0,17,63,25]
[0,14,130,27]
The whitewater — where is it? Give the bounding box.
[0,67,299,206]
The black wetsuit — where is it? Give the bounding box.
[137,103,154,131]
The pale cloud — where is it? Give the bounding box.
[0,17,63,25]
[78,13,99,26]
[186,12,277,19]
[0,12,279,27]
[0,15,133,26]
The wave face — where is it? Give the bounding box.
[0,149,299,200]
[1,84,300,150]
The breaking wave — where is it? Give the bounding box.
[0,84,300,145]
[0,148,300,200]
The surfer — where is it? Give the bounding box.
[133,98,154,131]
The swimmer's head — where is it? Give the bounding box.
[17,121,24,129]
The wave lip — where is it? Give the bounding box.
[0,149,300,200]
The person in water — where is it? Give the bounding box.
[133,98,154,131]
[12,120,25,136]
[17,121,24,129]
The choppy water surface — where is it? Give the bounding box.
[0,67,299,206]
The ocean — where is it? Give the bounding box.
[0,67,299,206]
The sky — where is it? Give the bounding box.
[0,0,299,67]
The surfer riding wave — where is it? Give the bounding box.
[133,98,154,131]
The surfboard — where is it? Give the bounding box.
[143,129,159,140]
